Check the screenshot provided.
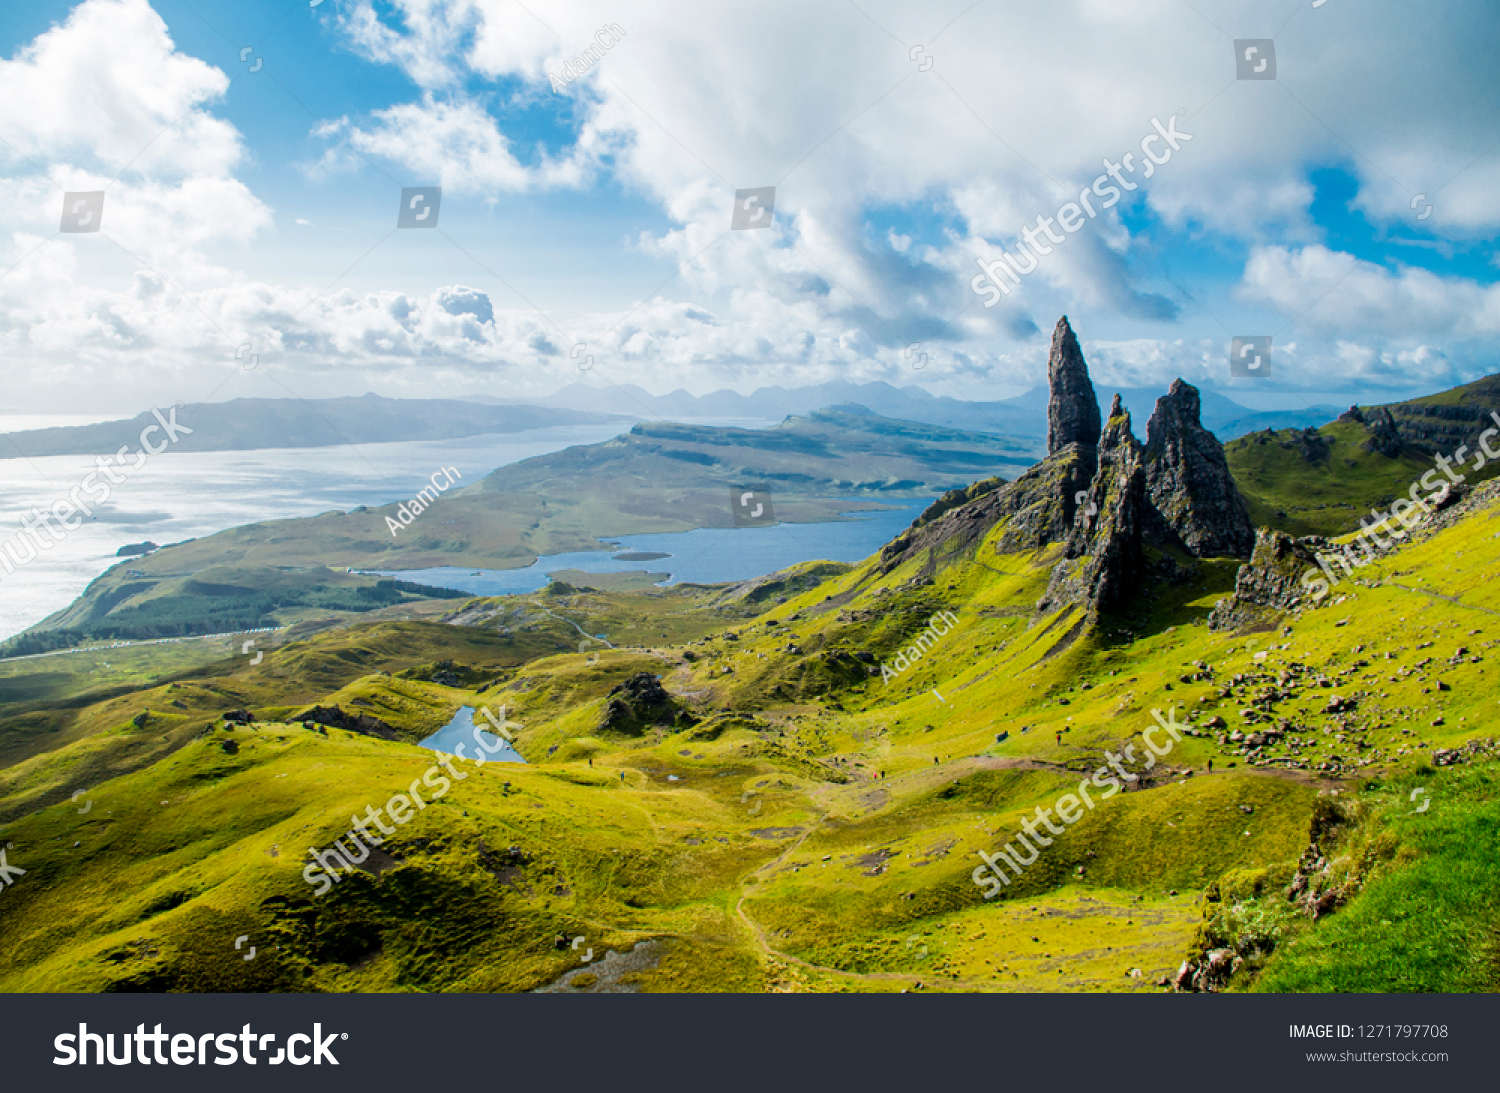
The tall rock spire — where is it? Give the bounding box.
[1046,316,1102,454]
[1143,379,1256,558]
[1037,393,1144,618]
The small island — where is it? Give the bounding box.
[611,551,672,562]
[115,541,158,557]
[545,569,669,591]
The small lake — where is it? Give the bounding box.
[375,499,932,597]
[419,706,527,765]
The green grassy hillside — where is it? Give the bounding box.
[1227,418,1500,537]
[2,460,1497,992]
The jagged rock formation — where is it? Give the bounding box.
[1360,407,1403,457]
[296,704,400,740]
[1046,316,1102,453]
[909,477,1006,530]
[876,451,1093,577]
[1294,426,1329,463]
[598,673,695,736]
[1037,396,1145,615]
[1206,529,1328,632]
[1338,405,1404,457]
[879,318,1254,622]
[1143,380,1256,558]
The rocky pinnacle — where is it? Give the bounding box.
[1143,379,1256,557]
[1046,316,1102,454]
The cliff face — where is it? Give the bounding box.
[1360,407,1404,457]
[1143,379,1257,558]
[1037,396,1145,616]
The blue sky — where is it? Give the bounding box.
[0,0,1495,415]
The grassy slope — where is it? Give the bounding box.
[1226,419,1500,538]
[1251,760,1500,992]
[1,483,1498,992]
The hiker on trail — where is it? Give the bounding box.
[932,756,938,765]
[588,757,593,767]
[1207,759,1213,773]
[1056,731,1063,747]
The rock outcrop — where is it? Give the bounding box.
[296,704,400,740]
[1142,379,1256,558]
[1294,426,1329,463]
[877,318,1255,624]
[877,450,1093,577]
[1206,529,1326,631]
[881,318,1103,578]
[1339,405,1404,456]
[1360,407,1403,457]
[1046,316,1102,454]
[1037,396,1145,616]
[598,673,695,736]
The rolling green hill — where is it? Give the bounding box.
[6,351,1500,994]
[1,467,1496,992]
[1227,413,1500,537]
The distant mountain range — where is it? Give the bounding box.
[0,395,626,458]
[0,383,1348,460]
[487,380,1343,444]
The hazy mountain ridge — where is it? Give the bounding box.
[0,394,628,457]
[501,380,1342,444]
